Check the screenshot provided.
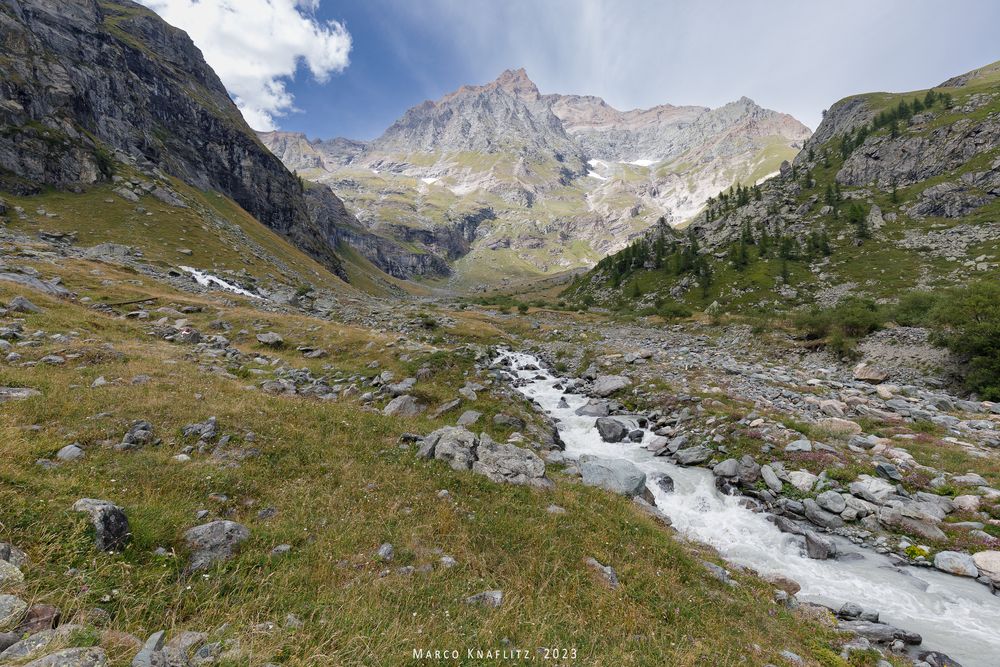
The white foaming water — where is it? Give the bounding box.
[179,266,260,299]
[497,351,1000,666]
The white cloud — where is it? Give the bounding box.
[137,0,351,131]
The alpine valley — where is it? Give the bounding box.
[1,2,999,667]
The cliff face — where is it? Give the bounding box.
[0,0,353,276]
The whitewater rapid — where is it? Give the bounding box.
[497,350,1000,666]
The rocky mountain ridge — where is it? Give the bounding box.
[261,69,810,287]
[0,0,410,286]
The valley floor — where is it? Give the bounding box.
[1,230,998,666]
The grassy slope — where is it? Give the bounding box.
[0,260,861,666]
[565,65,1000,312]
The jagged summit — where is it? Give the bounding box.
[261,68,811,286]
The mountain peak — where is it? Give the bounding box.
[492,67,539,97]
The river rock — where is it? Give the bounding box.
[713,459,739,477]
[579,456,647,497]
[877,505,946,541]
[787,470,818,493]
[933,551,978,578]
[595,417,628,443]
[849,475,895,504]
[675,445,712,466]
[761,464,783,493]
[591,375,631,397]
[837,620,920,645]
[183,520,249,572]
[816,490,847,514]
[575,399,609,417]
[804,532,833,561]
[804,499,844,529]
[972,550,1000,583]
[72,499,130,552]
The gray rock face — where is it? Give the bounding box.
[2,0,353,273]
[472,436,550,488]
[595,417,628,443]
[72,499,130,552]
[579,456,647,497]
[591,375,632,397]
[183,521,250,572]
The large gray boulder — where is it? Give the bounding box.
[933,551,978,578]
[575,399,609,417]
[803,499,844,529]
[382,395,425,418]
[418,427,477,471]
[877,504,946,541]
[675,446,712,466]
[595,417,628,443]
[183,521,249,572]
[72,499,130,552]
[972,550,1000,584]
[472,435,550,488]
[591,375,631,397]
[579,456,646,497]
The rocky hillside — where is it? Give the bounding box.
[261,69,810,288]
[0,0,405,284]
[568,59,1000,313]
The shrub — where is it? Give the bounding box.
[793,298,886,352]
[928,281,1000,399]
[658,300,693,320]
[891,291,942,326]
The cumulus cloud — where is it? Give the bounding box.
[138,0,351,130]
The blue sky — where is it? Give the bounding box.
[142,0,1000,140]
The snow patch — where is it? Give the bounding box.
[420,177,439,185]
[180,266,261,299]
[587,171,608,181]
[587,159,609,169]
[626,158,659,167]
